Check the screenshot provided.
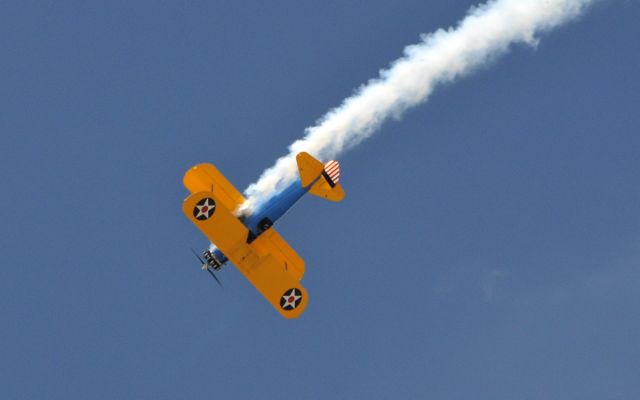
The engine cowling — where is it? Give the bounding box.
[203,250,223,270]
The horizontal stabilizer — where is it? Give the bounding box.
[295,152,324,187]
[309,179,345,202]
[296,152,345,202]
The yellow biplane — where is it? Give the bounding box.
[182,152,344,319]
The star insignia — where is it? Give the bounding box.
[280,288,303,310]
[193,198,216,221]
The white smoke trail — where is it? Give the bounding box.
[240,0,595,213]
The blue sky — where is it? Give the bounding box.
[1,1,639,399]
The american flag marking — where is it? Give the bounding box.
[324,160,340,184]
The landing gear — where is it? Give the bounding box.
[258,217,273,233]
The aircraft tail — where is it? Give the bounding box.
[295,152,345,202]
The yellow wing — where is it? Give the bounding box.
[251,228,305,281]
[182,190,308,319]
[183,163,245,211]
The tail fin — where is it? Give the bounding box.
[295,152,345,202]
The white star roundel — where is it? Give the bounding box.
[280,288,303,311]
[193,197,216,221]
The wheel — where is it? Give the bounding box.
[258,218,273,232]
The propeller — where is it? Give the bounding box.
[190,248,223,288]
[205,268,223,288]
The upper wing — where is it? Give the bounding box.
[183,163,246,211]
[183,190,308,318]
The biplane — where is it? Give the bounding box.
[182,152,344,319]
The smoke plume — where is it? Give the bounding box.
[240,0,594,213]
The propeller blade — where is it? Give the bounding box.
[190,248,223,288]
[190,248,206,266]
[206,268,223,288]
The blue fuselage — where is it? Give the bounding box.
[211,177,311,264]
